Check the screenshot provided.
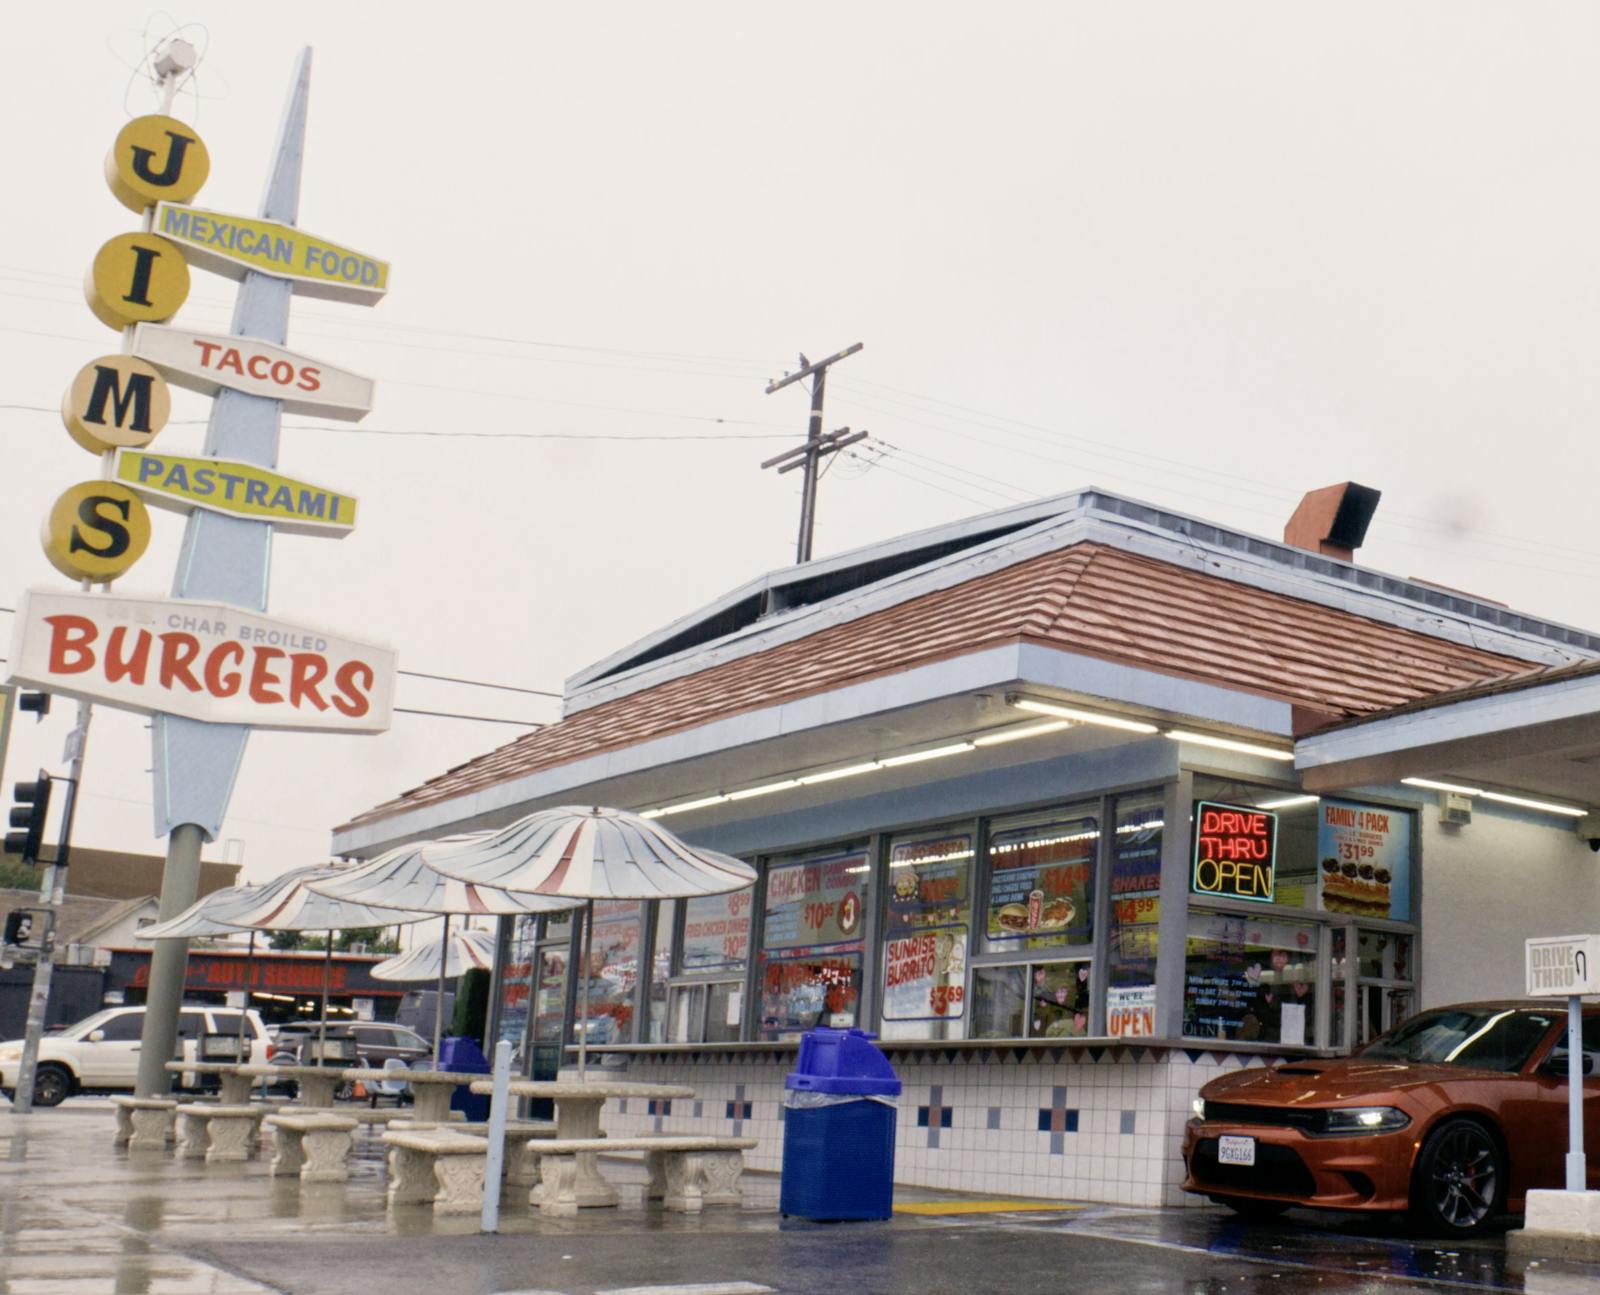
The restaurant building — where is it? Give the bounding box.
[333,485,1600,1205]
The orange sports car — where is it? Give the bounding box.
[1183,1001,1600,1234]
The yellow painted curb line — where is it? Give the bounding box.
[894,1200,1085,1216]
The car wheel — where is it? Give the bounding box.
[31,1065,70,1108]
[1410,1118,1504,1235]
[1211,1195,1291,1220]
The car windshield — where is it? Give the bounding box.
[65,1009,116,1038]
[1361,1007,1560,1072]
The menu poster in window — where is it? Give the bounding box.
[881,927,968,1020]
[681,890,753,972]
[986,817,1096,944]
[495,916,538,1045]
[1317,799,1412,921]
[1185,915,1315,1042]
[886,835,972,930]
[759,954,861,1036]
[762,852,867,951]
[1110,810,1162,968]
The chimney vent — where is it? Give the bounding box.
[1284,482,1381,562]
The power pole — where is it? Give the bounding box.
[763,343,867,563]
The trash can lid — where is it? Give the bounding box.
[783,1026,902,1096]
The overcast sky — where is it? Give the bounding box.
[5,4,1599,917]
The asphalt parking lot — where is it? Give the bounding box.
[2,1102,1598,1294]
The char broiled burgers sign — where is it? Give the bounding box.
[8,588,394,732]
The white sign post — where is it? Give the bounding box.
[1526,935,1600,1192]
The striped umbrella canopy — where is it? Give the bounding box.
[305,836,578,916]
[421,806,756,900]
[134,881,276,941]
[370,927,497,982]
[425,806,754,1077]
[222,866,431,933]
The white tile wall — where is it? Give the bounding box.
[597,1044,1272,1207]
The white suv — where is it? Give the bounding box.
[0,1005,270,1107]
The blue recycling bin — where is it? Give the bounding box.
[779,1027,901,1221]
[436,1036,490,1122]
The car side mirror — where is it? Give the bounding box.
[1542,1049,1596,1077]
[87,1029,105,1042]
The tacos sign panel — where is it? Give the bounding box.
[6,589,394,733]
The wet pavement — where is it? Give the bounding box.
[3,1102,1600,1294]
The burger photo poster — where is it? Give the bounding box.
[1316,799,1412,921]
[985,815,1097,947]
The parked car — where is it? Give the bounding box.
[1183,1001,1600,1234]
[0,1005,270,1107]
[347,1022,432,1068]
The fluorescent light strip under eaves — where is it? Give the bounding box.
[1010,698,1160,734]
[1165,730,1295,762]
[1257,795,1320,811]
[1402,777,1587,818]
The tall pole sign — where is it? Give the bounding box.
[4,41,396,1102]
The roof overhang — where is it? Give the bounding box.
[334,638,1294,857]
[1296,672,1600,811]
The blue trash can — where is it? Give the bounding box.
[436,1036,490,1122]
[779,1027,901,1221]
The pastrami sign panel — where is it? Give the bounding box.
[131,323,374,420]
[7,589,394,733]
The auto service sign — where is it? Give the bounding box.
[6,589,394,733]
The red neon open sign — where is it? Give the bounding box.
[1191,801,1277,903]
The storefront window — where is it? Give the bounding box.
[667,888,752,1043]
[879,827,974,1040]
[972,960,1091,1039]
[645,900,676,1043]
[981,806,1098,954]
[1106,792,1162,1037]
[495,916,540,1056]
[574,900,641,1046]
[680,890,753,974]
[1184,912,1317,1045]
[756,845,871,1040]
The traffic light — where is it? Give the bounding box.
[16,692,49,722]
[5,774,52,863]
[3,911,33,945]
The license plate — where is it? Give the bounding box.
[1218,1135,1256,1167]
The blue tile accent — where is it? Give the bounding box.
[917,1085,954,1149]
[986,1107,1001,1131]
[1120,1110,1137,1135]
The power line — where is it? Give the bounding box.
[398,670,561,699]
[394,707,544,727]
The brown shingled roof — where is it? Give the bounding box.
[341,543,1530,832]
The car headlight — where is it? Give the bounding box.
[1191,1097,1206,1122]
[1318,1106,1410,1136]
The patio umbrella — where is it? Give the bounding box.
[370,927,497,981]
[306,836,577,1057]
[424,806,756,1075]
[211,866,432,1058]
[136,880,279,1054]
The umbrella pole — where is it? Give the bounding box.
[577,899,593,1079]
[321,931,332,1060]
[237,930,256,1056]
[433,914,450,1062]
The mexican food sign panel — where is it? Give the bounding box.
[6,589,393,732]
[154,202,389,304]
[1316,799,1412,921]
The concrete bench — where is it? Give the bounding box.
[263,1112,359,1183]
[380,1128,489,1215]
[396,1118,556,1186]
[174,1102,272,1163]
[111,1096,177,1152]
[533,1136,757,1216]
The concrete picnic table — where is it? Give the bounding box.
[469,1077,695,1208]
[342,1068,485,1124]
[163,1061,259,1104]
[233,1063,344,1108]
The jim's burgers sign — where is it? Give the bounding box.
[8,589,393,733]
